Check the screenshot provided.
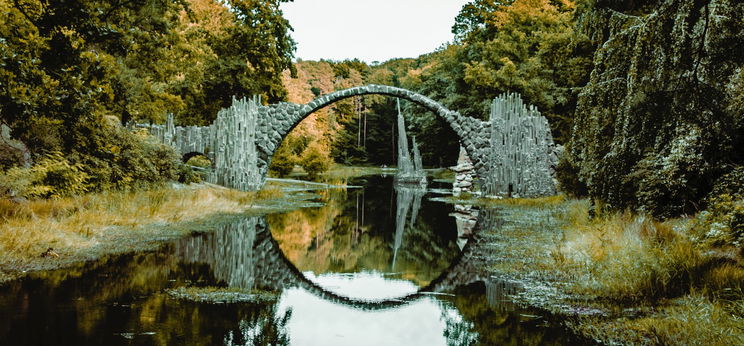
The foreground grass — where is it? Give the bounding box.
[572,295,744,345]
[554,200,743,302]
[550,200,744,344]
[470,196,744,344]
[0,183,288,279]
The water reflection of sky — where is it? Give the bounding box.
[278,287,452,346]
[303,271,419,300]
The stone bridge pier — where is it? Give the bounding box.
[140,84,557,197]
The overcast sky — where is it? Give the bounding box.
[280,0,469,63]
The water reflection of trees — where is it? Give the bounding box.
[440,281,575,346]
[268,179,460,287]
[0,229,292,345]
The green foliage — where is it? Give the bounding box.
[186,155,212,168]
[426,0,595,143]
[0,152,89,199]
[80,127,180,191]
[556,148,588,197]
[689,168,744,250]
[270,132,333,179]
[562,1,744,217]
[690,195,744,250]
[0,0,295,194]
[300,141,332,178]
[594,0,660,14]
[310,87,322,97]
[0,142,24,170]
[177,164,203,184]
[269,141,296,178]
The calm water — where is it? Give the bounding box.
[0,176,581,345]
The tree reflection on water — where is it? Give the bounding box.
[268,176,460,288]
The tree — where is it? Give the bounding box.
[0,0,296,191]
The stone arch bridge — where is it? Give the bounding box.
[139,84,557,197]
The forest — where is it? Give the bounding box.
[1,0,743,344]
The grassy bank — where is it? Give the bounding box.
[554,201,743,344]
[462,196,744,345]
[0,182,308,284]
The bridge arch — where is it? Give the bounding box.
[144,84,557,196]
[181,151,209,164]
[257,84,491,183]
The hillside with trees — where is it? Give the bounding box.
[1,0,294,195]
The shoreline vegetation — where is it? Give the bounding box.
[0,180,317,285]
[453,195,744,345]
[0,165,388,285]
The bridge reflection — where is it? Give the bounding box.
[173,209,499,311]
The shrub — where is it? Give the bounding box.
[689,167,744,250]
[177,164,202,184]
[81,126,180,191]
[0,152,89,198]
[689,195,744,250]
[186,155,212,168]
[556,151,588,197]
[269,142,295,178]
[0,142,25,170]
[301,141,332,178]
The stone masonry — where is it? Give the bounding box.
[141,84,557,197]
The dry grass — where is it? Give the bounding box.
[575,295,744,345]
[629,296,744,345]
[0,184,283,265]
[320,164,391,179]
[436,193,567,208]
[470,195,743,344]
[553,200,743,303]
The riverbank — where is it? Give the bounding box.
[456,196,744,344]
[0,181,324,285]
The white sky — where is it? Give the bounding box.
[280,0,470,63]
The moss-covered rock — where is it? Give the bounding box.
[563,0,744,217]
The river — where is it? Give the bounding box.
[0,175,582,345]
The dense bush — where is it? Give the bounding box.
[556,150,588,197]
[186,155,212,168]
[0,124,185,198]
[0,152,89,199]
[301,141,332,178]
[563,1,744,217]
[269,142,296,178]
[689,167,744,251]
[0,142,24,170]
[79,127,180,191]
[177,164,203,185]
